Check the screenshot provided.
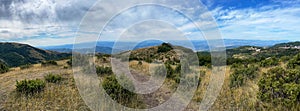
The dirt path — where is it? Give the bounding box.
[111,58,175,108]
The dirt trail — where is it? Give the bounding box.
[111,58,175,108]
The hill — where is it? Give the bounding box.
[0,42,70,67]
[116,43,196,64]
[48,46,124,54]
[226,42,300,61]
[0,41,299,110]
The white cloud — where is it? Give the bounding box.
[211,4,300,41]
[6,0,299,46]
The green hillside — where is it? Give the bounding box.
[0,42,70,67]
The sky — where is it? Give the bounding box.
[0,0,300,46]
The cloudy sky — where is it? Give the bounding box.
[0,0,300,46]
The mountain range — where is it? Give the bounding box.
[40,39,289,54]
[0,39,296,67]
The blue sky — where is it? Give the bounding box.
[0,0,299,46]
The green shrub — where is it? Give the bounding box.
[287,54,300,69]
[157,43,173,53]
[102,75,136,104]
[96,66,113,76]
[0,62,9,74]
[175,63,181,74]
[16,79,46,94]
[197,52,211,66]
[41,60,58,66]
[229,71,245,88]
[165,63,175,78]
[229,64,259,88]
[145,57,153,63]
[20,64,32,70]
[44,74,63,83]
[258,67,300,106]
[260,57,279,67]
[280,56,291,62]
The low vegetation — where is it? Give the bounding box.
[0,42,70,67]
[157,43,173,53]
[102,75,137,106]
[2,42,300,110]
[96,66,113,76]
[260,57,279,67]
[41,60,58,66]
[44,74,63,83]
[258,67,300,107]
[0,61,9,74]
[16,79,46,95]
[20,64,33,70]
[287,53,300,69]
[229,63,259,88]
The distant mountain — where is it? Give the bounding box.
[0,42,70,67]
[48,46,124,54]
[40,39,289,52]
[271,41,300,48]
[225,41,300,61]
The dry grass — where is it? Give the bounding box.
[0,60,89,110]
[0,57,299,110]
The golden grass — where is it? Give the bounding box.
[0,58,299,111]
[0,60,89,110]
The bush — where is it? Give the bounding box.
[229,64,259,88]
[197,52,211,66]
[157,43,173,53]
[287,54,300,69]
[260,57,279,67]
[175,63,181,74]
[0,62,9,74]
[258,67,300,106]
[229,71,245,88]
[16,79,46,94]
[165,63,175,78]
[96,66,113,76]
[41,60,58,66]
[102,75,136,104]
[145,57,153,63]
[44,74,63,83]
[20,64,32,70]
[280,56,291,62]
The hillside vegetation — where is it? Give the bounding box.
[0,42,70,67]
[0,42,299,110]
